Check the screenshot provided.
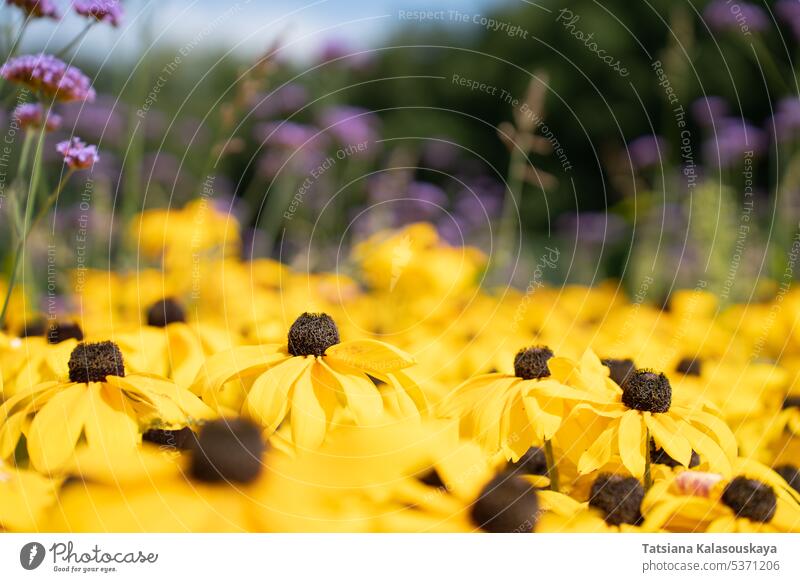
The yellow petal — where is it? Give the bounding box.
[325,339,415,373]
[578,422,616,474]
[290,365,328,450]
[645,413,693,468]
[245,357,312,432]
[686,410,737,461]
[0,411,26,459]
[28,383,90,473]
[323,360,383,424]
[618,410,646,478]
[191,345,287,395]
[523,393,562,441]
[84,384,140,456]
[677,420,732,475]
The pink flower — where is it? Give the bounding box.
[13,103,61,132]
[73,0,123,27]
[0,54,95,103]
[6,0,61,20]
[57,137,99,170]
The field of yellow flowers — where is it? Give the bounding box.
[0,214,799,532]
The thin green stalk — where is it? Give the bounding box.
[30,169,75,232]
[491,146,527,282]
[6,17,29,59]
[56,22,95,59]
[544,439,560,493]
[749,36,788,94]
[0,117,49,326]
[644,428,653,491]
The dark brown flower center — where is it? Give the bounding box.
[602,358,635,387]
[649,439,699,468]
[287,312,340,357]
[589,473,644,526]
[775,465,800,495]
[507,447,548,476]
[146,297,187,327]
[676,357,702,377]
[189,418,266,484]
[721,477,776,523]
[513,346,554,380]
[470,473,540,533]
[46,321,84,344]
[621,369,671,413]
[68,341,125,383]
[782,395,800,410]
[143,427,197,451]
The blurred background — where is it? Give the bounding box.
[2,0,799,305]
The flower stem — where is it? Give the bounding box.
[30,169,75,232]
[491,146,526,283]
[0,115,49,327]
[644,428,653,491]
[544,439,560,492]
[56,22,95,59]
[6,16,29,59]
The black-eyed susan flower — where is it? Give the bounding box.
[193,312,422,450]
[563,368,737,486]
[0,341,213,473]
[442,346,610,491]
[536,473,656,532]
[642,460,800,532]
[46,418,272,532]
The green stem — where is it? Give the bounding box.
[491,146,527,282]
[56,22,95,59]
[6,17,29,59]
[0,116,49,327]
[544,439,560,493]
[30,169,75,232]
[644,428,653,491]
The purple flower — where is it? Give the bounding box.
[691,96,729,127]
[704,0,769,34]
[256,121,323,149]
[703,118,766,167]
[0,54,95,102]
[252,84,308,118]
[73,0,123,27]
[318,106,380,147]
[13,103,61,131]
[317,39,373,69]
[777,0,800,39]
[627,135,666,169]
[56,137,98,169]
[557,212,627,245]
[6,0,60,19]
[768,97,800,143]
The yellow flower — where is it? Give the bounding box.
[536,473,657,532]
[0,461,58,531]
[194,312,423,450]
[564,368,737,480]
[0,321,84,399]
[46,418,271,532]
[642,460,800,532]
[0,341,213,473]
[443,346,605,464]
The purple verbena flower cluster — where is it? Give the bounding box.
[6,0,60,19]
[73,0,123,27]
[56,137,99,169]
[703,0,769,33]
[0,54,96,102]
[13,102,62,131]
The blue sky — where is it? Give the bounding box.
[9,0,516,62]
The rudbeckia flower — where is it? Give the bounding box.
[536,473,657,532]
[47,418,271,532]
[0,461,57,531]
[194,312,423,449]
[642,460,800,532]
[563,368,737,484]
[0,341,213,473]
[442,346,607,489]
[0,321,84,399]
